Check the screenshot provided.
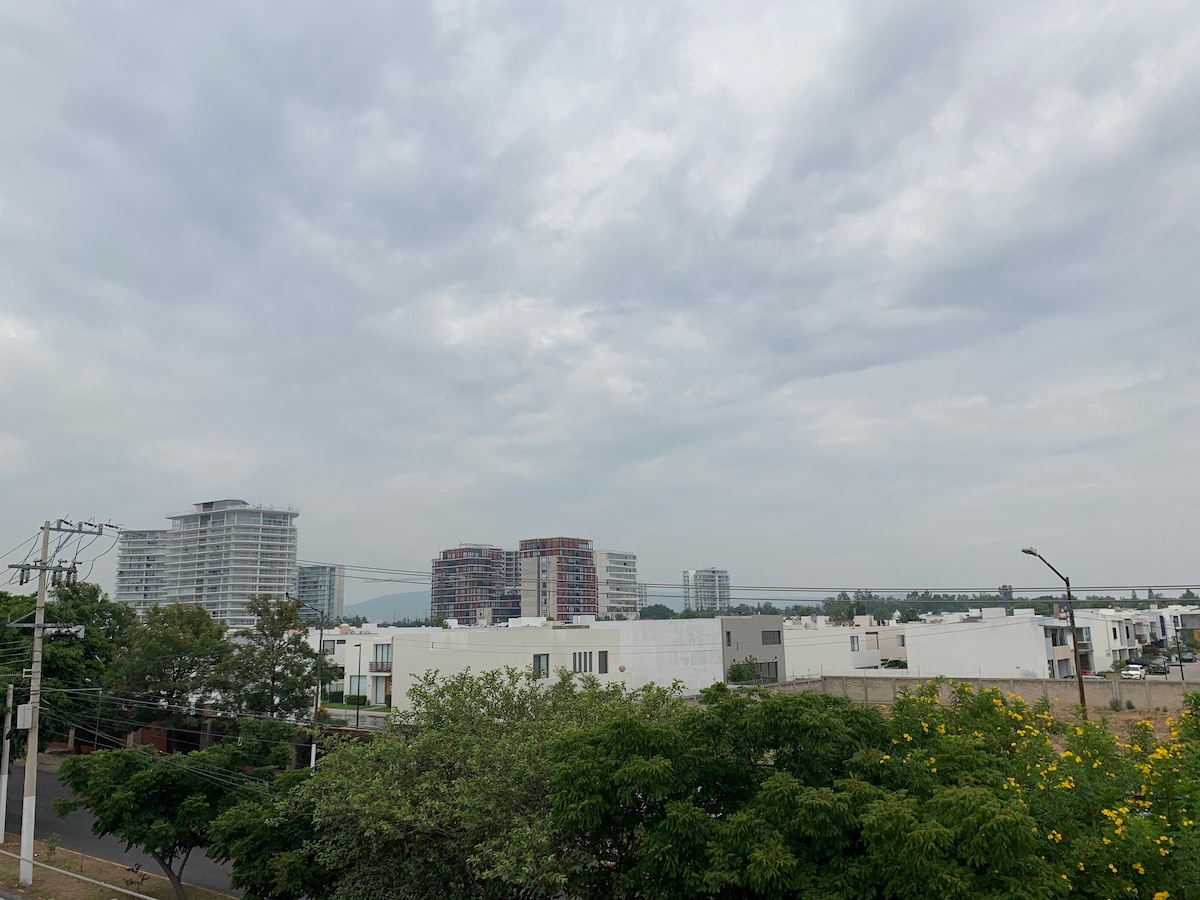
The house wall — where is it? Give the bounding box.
[905,618,1051,679]
[388,619,727,711]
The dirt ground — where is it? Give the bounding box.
[0,834,230,900]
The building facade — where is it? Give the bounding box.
[518,537,598,621]
[682,568,731,613]
[595,549,639,618]
[298,563,346,623]
[114,499,299,628]
[430,544,522,624]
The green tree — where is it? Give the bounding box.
[727,656,760,684]
[56,744,252,899]
[638,603,675,620]
[224,596,320,719]
[106,601,231,749]
[40,583,138,746]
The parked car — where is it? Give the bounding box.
[1146,661,1169,675]
[1121,664,1147,680]
[1181,650,1196,663]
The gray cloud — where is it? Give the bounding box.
[3,1,1200,600]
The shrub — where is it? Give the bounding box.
[347,694,368,707]
[328,690,345,704]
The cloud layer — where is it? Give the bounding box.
[3,2,1199,600]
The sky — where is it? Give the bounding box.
[2,2,1199,606]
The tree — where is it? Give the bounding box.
[997,584,1015,603]
[224,596,320,719]
[40,583,138,746]
[1183,589,1198,600]
[639,603,675,620]
[106,601,231,749]
[56,745,247,899]
[728,656,760,684]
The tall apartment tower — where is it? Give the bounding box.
[430,544,522,624]
[595,549,638,618]
[518,537,598,621]
[298,563,346,623]
[683,568,731,613]
[114,499,299,628]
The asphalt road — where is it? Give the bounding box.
[4,757,238,896]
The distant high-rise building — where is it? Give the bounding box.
[595,550,638,618]
[298,563,345,623]
[113,530,169,606]
[431,544,522,624]
[683,568,731,613]
[114,499,299,628]
[519,537,598,621]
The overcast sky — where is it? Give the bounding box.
[2,2,1199,605]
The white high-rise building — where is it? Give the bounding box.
[595,550,638,618]
[114,499,299,628]
[683,568,731,613]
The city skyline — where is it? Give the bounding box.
[4,4,1200,604]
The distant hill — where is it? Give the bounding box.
[345,590,430,623]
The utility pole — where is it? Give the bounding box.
[18,520,49,885]
[0,682,13,839]
[7,519,108,886]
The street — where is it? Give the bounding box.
[4,758,238,896]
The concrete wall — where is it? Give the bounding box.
[772,673,1195,711]
[783,627,865,678]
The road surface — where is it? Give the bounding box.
[4,757,238,896]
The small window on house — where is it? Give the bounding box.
[898,634,906,647]
[761,630,781,645]
[850,635,861,652]
[757,661,778,682]
[1112,627,1118,640]
[598,650,608,674]
[322,640,335,654]
[532,654,550,678]
[725,630,732,647]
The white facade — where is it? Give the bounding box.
[905,610,1075,680]
[1073,608,1144,673]
[595,550,638,618]
[682,568,731,613]
[779,614,910,679]
[114,499,299,628]
[113,530,169,606]
[386,618,732,711]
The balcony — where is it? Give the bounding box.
[369,660,392,673]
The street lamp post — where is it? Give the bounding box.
[1022,547,1088,720]
[353,643,363,730]
[288,594,326,769]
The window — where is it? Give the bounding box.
[348,675,366,696]
[725,631,732,647]
[850,635,861,652]
[761,630,781,645]
[572,651,593,673]
[374,644,392,663]
[598,650,608,674]
[897,634,906,647]
[322,639,335,655]
[1112,627,1118,640]
[757,661,778,682]
[532,654,550,678]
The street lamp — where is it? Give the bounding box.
[288,594,326,769]
[1022,547,1088,720]
[353,643,363,730]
